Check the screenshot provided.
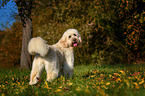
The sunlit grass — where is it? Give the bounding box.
[0,63,145,96]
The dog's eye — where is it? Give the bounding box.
[74,34,76,36]
[69,35,71,38]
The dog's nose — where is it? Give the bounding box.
[73,38,77,42]
[73,38,76,40]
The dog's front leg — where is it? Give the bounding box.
[63,61,74,78]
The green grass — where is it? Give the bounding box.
[0,63,145,96]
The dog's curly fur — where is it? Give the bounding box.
[28,29,82,85]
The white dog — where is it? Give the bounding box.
[28,29,82,85]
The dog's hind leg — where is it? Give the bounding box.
[45,62,59,82]
[29,56,45,85]
[46,71,58,82]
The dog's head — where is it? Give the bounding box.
[59,29,82,48]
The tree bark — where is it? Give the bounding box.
[15,0,33,70]
[20,18,32,70]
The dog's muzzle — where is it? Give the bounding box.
[72,38,78,47]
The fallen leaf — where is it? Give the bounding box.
[139,78,144,85]
[106,82,110,85]
[134,82,139,89]
[85,88,91,94]
[54,89,61,92]
[76,88,82,92]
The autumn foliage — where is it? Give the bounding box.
[0,22,22,67]
[0,0,145,67]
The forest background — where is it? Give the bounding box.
[0,0,145,68]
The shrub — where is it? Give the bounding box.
[1,0,145,67]
[0,22,22,67]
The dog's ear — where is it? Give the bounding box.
[59,36,68,48]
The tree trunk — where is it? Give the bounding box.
[15,0,33,70]
[20,18,32,70]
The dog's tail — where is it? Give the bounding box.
[28,37,49,57]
